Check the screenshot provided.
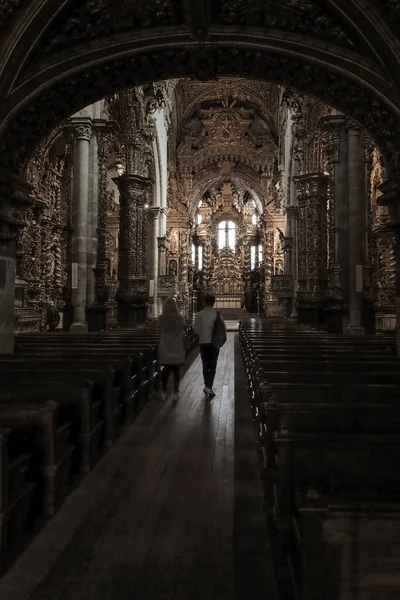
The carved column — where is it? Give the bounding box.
[180,230,190,314]
[285,205,298,319]
[295,173,328,324]
[377,177,400,355]
[0,174,33,353]
[243,234,252,311]
[148,206,160,318]
[373,216,396,331]
[29,200,45,308]
[69,118,93,331]
[41,216,54,301]
[114,174,153,324]
[347,124,366,334]
[203,239,212,288]
[321,115,347,331]
[87,121,117,331]
[114,88,155,324]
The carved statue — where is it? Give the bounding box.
[169,260,178,277]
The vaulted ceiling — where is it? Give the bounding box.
[171,78,283,215]
[1,1,400,176]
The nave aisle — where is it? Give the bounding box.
[0,334,277,600]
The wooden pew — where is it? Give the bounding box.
[0,427,36,575]
[239,320,400,600]
[0,400,75,517]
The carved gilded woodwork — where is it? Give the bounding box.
[2,41,400,182]
[114,174,153,305]
[295,173,329,308]
[178,99,276,175]
[214,0,361,49]
[95,123,118,304]
[210,249,242,295]
[116,88,154,178]
[371,149,396,313]
[25,0,182,60]
[319,114,347,297]
[22,131,71,310]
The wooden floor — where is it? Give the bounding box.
[0,334,279,600]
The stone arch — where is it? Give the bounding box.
[1,43,400,181]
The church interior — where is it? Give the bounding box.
[1,1,400,599]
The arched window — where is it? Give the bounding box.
[218,220,236,251]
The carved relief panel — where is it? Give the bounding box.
[22,130,71,310]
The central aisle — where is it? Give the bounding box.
[11,335,235,600]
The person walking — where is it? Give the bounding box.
[158,297,186,401]
[194,292,227,399]
[46,301,60,331]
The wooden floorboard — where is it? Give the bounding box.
[233,334,281,600]
[18,337,235,600]
[0,334,280,600]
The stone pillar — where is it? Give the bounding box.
[377,177,400,355]
[114,174,153,325]
[285,205,298,319]
[70,118,93,331]
[148,206,160,318]
[0,175,33,353]
[321,115,347,331]
[347,125,366,334]
[295,173,329,325]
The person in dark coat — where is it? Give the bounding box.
[46,301,60,331]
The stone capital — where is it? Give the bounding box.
[93,118,119,135]
[148,206,161,220]
[319,114,347,131]
[69,117,93,141]
[112,174,154,205]
[345,119,362,134]
[0,172,33,241]
[294,173,329,204]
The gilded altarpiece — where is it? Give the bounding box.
[18,131,72,331]
[94,124,118,309]
[370,148,396,331]
[295,173,328,323]
[165,175,191,308]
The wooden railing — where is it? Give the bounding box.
[214,294,243,309]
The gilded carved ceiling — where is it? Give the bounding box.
[176,78,279,177]
[211,0,362,50]
[168,77,284,221]
[2,0,388,86]
[28,0,185,58]
[178,79,281,132]
[2,1,400,179]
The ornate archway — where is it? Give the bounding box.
[1,2,400,180]
[2,1,400,351]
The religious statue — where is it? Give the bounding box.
[169,260,178,277]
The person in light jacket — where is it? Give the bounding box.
[194,292,226,399]
[158,297,186,401]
